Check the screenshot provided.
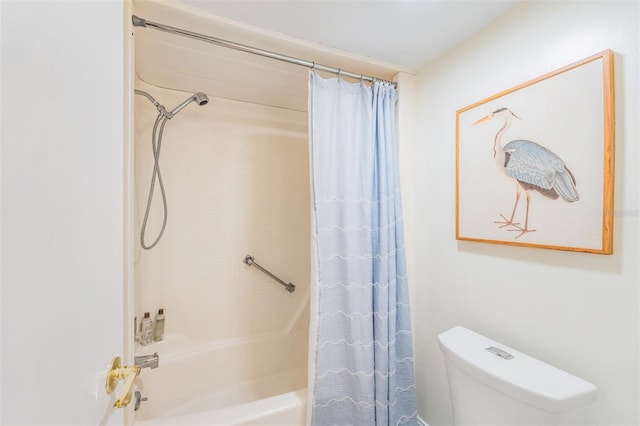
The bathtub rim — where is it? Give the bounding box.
[136,388,308,425]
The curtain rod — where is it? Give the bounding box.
[132,15,397,88]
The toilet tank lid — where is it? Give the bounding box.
[438,326,597,413]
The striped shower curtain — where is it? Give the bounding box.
[308,71,417,426]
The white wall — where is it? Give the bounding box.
[414,1,639,424]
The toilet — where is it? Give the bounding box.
[438,326,598,425]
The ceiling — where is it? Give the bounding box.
[172,0,519,72]
[133,0,519,112]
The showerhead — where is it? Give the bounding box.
[193,92,209,106]
[135,89,209,119]
[168,92,209,118]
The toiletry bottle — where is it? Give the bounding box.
[154,308,165,342]
[140,312,153,346]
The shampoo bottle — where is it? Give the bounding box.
[154,308,165,342]
[140,312,153,346]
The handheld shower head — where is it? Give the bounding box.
[193,92,209,106]
[135,89,208,119]
[136,88,209,250]
[168,92,209,118]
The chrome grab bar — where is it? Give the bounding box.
[243,255,296,293]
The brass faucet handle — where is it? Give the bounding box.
[106,356,142,408]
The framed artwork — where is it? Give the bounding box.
[456,50,615,254]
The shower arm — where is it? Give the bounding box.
[243,255,296,293]
[134,89,171,118]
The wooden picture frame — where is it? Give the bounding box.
[456,50,615,254]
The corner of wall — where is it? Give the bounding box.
[394,71,418,354]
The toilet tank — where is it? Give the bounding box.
[438,326,597,425]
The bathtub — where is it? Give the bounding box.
[137,389,307,426]
[134,332,307,425]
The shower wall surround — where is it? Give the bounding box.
[133,80,310,345]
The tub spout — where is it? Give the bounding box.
[135,352,159,369]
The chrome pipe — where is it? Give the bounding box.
[132,15,397,88]
[243,255,295,293]
[134,89,170,118]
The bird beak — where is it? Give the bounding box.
[473,115,491,125]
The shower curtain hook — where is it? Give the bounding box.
[360,74,364,84]
[312,61,316,71]
[337,68,342,79]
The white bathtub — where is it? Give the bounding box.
[137,388,307,426]
[134,332,307,425]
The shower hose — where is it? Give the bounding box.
[140,113,169,250]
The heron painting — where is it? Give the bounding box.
[473,107,579,239]
[455,50,615,254]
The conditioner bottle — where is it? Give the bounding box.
[154,308,165,342]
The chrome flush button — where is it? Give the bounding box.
[486,346,514,360]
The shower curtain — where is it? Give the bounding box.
[308,71,417,426]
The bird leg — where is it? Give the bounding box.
[508,190,537,238]
[494,182,521,228]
